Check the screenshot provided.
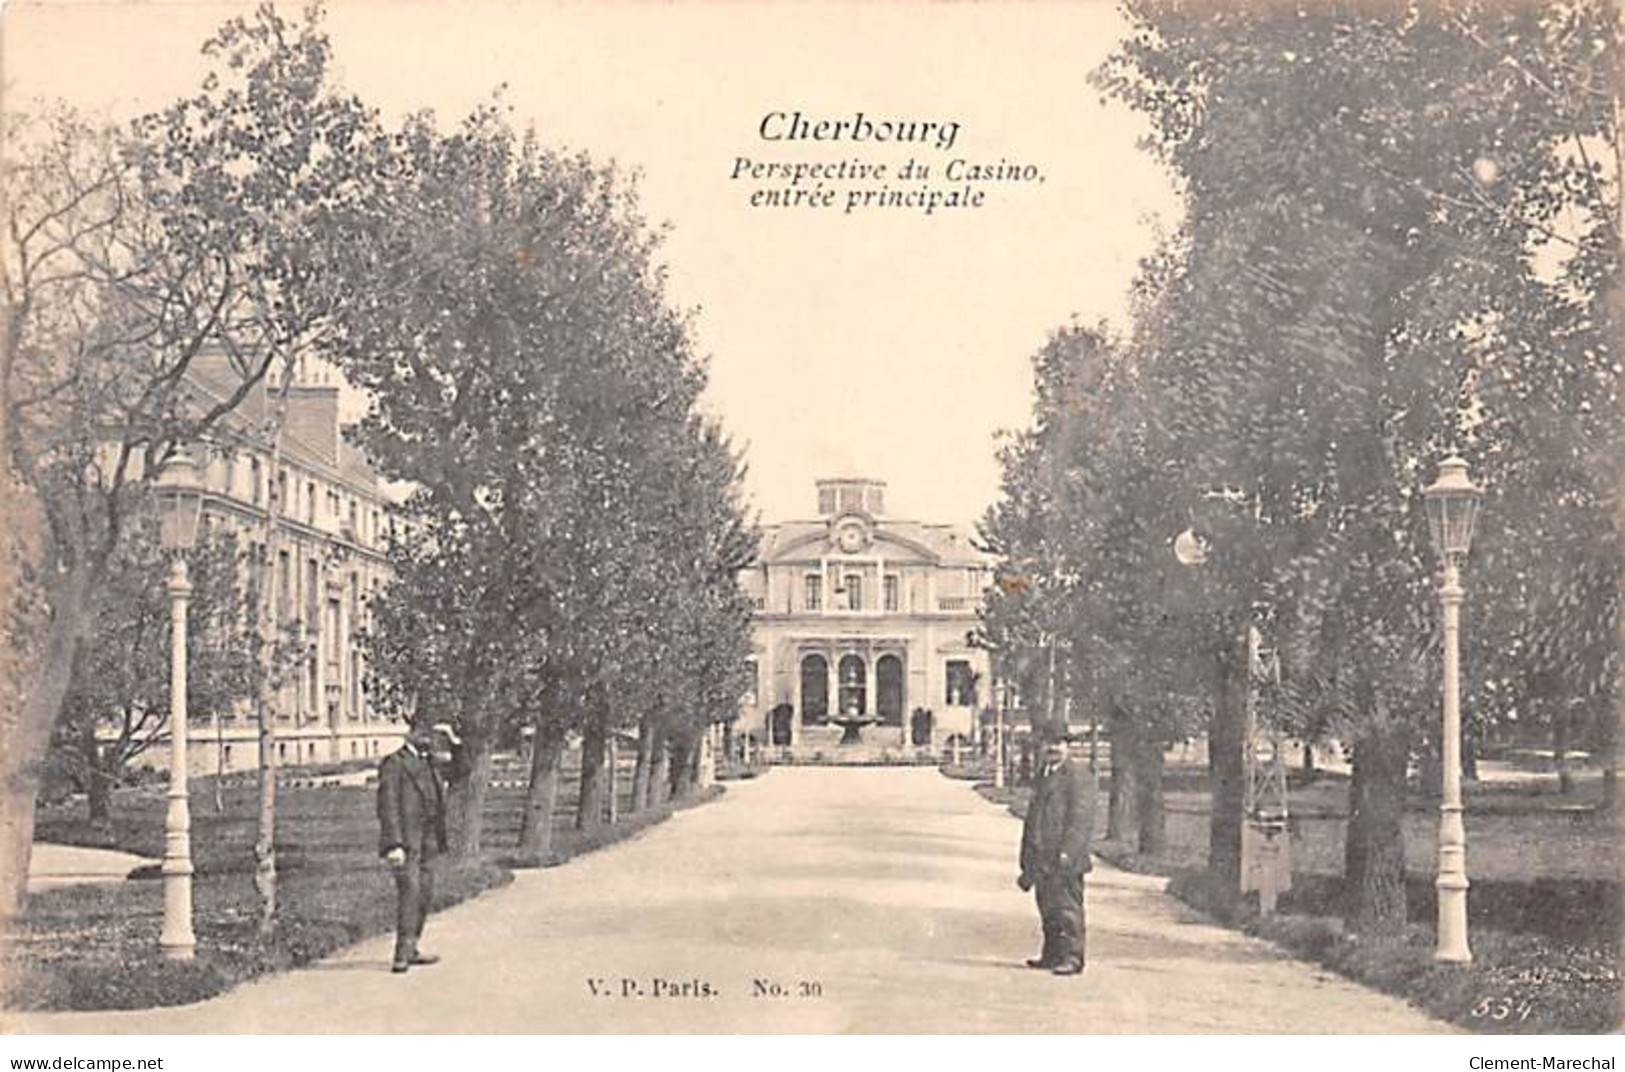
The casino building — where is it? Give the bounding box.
[736,478,995,754]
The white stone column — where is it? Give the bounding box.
[760,640,775,748]
[864,650,877,720]
[898,650,911,748]
[790,650,803,748]
[828,653,840,719]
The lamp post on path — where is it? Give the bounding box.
[156,448,204,960]
[1423,455,1483,964]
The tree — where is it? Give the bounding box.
[48,524,282,827]
[1096,0,1618,933]
[981,322,1210,860]
[335,99,753,858]
[1,1,377,917]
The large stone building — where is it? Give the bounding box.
[736,478,994,754]
[142,358,408,774]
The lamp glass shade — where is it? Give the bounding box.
[156,451,204,552]
[1422,456,1482,558]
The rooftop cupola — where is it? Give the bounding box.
[816,478,886,518]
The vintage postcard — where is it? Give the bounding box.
[0,0,1618,1051]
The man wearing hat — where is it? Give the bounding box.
[377,721,464,973]
[1017,722,1097,975]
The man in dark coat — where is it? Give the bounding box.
[377,722,462,973]
[1017,722,1097,975]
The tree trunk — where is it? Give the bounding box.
[1462,720,1480,782]
[82,718,112,830]
[646,722,669,809]
[1418,728,1442,800]
[254,705,278,938]
[576,712,606,830]
[452,731,494,857]
[1106,706,1139,843]
[630,713,654,815]
[1208,639,1245,901]
[1135,731,1167,856]
[1344,742,1366,887]
[517,721,564,859]
[1554,705,1573,795]
[1346,727,1409,938]
[669,734,696,801]
[0,567,93,919]
[213,712,226,814]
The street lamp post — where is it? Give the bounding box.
[1423,455,1483,964]
[156,448,204,960]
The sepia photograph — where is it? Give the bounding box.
[0,0,1619,1050]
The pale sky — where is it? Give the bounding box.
[3,1,1180,528]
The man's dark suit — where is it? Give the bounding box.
[1019,754,1097,968]
[377,743,450,967]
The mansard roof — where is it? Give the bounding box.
[183,353,386,497]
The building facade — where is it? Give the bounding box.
[736,478,994,753]
[140,358,408,775]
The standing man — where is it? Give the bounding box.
[1017,721,1097,975]
[377,721,463,974]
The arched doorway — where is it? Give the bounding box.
[876,654,904,725]
[837,654,867,716]
[800,654,829,724]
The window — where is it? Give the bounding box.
[350,741,358,757]
[278,741,287,761]
[305,482,316,524]
[276,470,289,512]
[327,598,342,662]
[277,551,292,618]
[743,658,759,707]
[883,574,899,612]
[305,559,319,623]
[844,573,863,611]
[818,487,836,514]
[946,660,975,706]
[803,573,822,611]
[838,486,862,513]
[251,458,264,505]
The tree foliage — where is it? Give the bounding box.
[327,103,756,854]
[984,0,1617,932]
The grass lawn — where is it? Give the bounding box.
[962,763,1619,1033]
[5,759,731,1012]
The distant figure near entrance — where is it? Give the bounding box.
[1017,722,1096,976]
[377,722,464,974]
